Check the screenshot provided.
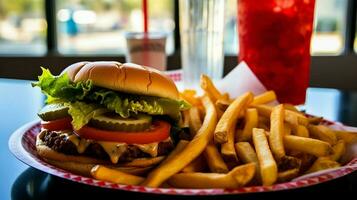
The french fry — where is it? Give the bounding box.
[215,94,232,116]
[284,135,332,157]
[251,91,277,106]
[235,142,258,164]
[284,123,292,135]
[289,123,299,136]
[277,168,300,182]
[118,156,165,168]
[168,163,256,189]
[180,90,201,106]
[284,110,299,132]
[252,104,272,117]
[253,128,278,186]
[215,93,234,114]
[216,106,224,119]
[327,140,346,162]
[237,108,258,142]
[286,109,309,126]
[189,103,228,173]
[215,92,253,143]
[235,142,261,183]
[283,104,299,112]
[254,104,308,126]
[142,95,217,187]
[308,125,337,145]
[216,98,230,112]
[160,140,189,166]
[294,125,309,138]
[107,166,153,176]
[269,104,286,160]
[215,93,231,112]
[91,165,145,185]
[188,107,202,137]
[181,110,190,129]
[308,116,323,125]
[180,89,196,97]
[229,163,256,187]
[334,130,357,144]
[204,142,229,173]
[181,155,207,173]
[305,157,340,174]
[221,93,231,101]
[200,74,222,102]
[221,126,238,162]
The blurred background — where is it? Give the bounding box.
[0,0,353,55]
[0,0,356,89]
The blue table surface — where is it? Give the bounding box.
[1,78,356,199]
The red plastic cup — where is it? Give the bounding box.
[238,0,315,105]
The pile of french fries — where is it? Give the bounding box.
[91,75,357,189]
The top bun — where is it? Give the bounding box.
[62,61,179,100]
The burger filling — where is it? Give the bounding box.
[38,130,174,163]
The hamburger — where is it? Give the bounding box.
[32,61,190,176]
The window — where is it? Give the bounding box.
[0,0,46,55]
[311,0,347,55]
[0,0,351,56]
[355,16,357,52]
[56,0,175,55]
[0,0,356,90]
[224,0,238,55]
[223,0,349,55]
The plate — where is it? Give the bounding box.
[9,120,357,195]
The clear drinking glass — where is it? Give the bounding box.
[179,0,225,88]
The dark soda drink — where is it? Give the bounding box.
[238,0,315,105]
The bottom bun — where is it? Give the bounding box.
[36,136,165,177]
[44,158,154,177]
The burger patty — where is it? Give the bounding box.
[39,130,174,162]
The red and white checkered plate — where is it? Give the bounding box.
[8,119,357,195]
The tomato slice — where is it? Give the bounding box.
[75,120,171,144]
[41,117,72,131]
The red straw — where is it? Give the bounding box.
[143,0,148,33]
[142,0,149,66]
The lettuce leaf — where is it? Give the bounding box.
[65,101,108,130]
[31,67,93,102]
[88,89,189,120]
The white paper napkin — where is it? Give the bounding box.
[217,62,268,98]
[173,61,271,98]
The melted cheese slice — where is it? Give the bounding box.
[67,134,91,153]
[97,141,127,164]
[135,142,159,157]
[62,132,168,164]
